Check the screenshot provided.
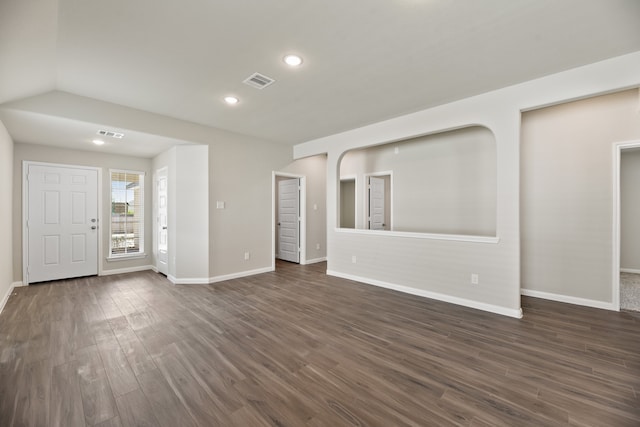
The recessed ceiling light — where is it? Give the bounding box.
[283,54,303,67]
[224,96,239,105]
[92,139,105,146]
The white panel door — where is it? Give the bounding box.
[278,178,300,263]
[369,176,385,230]
[27,164,98,283]
[156,169,169,275]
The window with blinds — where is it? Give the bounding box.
[110,170,144,257]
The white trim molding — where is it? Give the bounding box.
[620,268,640,275]
[168,266,276,285]
[304,257,327,265]
[100,265,154,276]
[521,288,616,311]
[272,171,307,268]
[0,281,26,314]
[168,275,210,285]
[328,270,523,319]
[611,139,640,312]
[209,266,274,284]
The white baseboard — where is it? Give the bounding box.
[327,270,523,319]
[303,257,327,265]
[0,281,26,314]
[100,265,154,276]
[520,288,616,311]
[168,274,210,285]
[620,268,640,274]
[167,266,275,285]
[209,266,274,284]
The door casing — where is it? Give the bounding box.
[364,171,393,231]
[22,161,103,285]
[154,167,169,275]
[277,178,301,263]
[272,172,306,268]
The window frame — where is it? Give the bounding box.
[108,169,145,259]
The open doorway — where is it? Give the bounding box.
[616,141,640,312]
[272,172,306,268]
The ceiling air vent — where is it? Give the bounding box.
[97,129,125,139]
[243,72,276,89]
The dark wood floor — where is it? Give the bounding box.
[1,261,639,427]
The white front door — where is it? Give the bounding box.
[278,178,300,263]
[369,176,385,230]
[26,163,99,283]
[156,168,168,275]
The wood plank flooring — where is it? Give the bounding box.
[1,260,639,426]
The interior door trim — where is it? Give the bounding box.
[272,171,306,269]
[22,161,103,285]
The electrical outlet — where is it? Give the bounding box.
[244,252,250,261]
[471,274,479,285]
[316,243,320,250]
[352,255,357,263]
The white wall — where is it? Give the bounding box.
[339,126,496,235]
[295,51,640,317]
[209,137,291,278]
[621,148,640,271]
[0,119,14,311]
[279,155,327,263]
[12,143,153,280]
[152,145,209,283]
[521,89,640,304]
[0,0,57,104]
[175,145,209,281]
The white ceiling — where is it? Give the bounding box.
[1,0,639,156]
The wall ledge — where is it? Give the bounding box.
[335,228,499,243]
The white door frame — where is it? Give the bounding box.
[153,167,169,275]
[272,172,306,268]
[612,139,640,312]
[364,171,393,231]
[22,161,103,285]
